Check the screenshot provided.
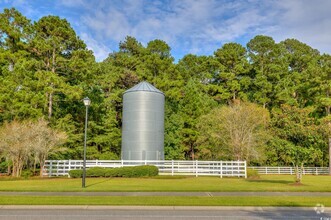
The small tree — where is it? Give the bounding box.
[197,101,270,162]
[270,105,327,183]
[0,121,32,177]
[292,147,321,183]
[30,119,67,176]
[0,119,66,177]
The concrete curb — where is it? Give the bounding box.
[1,205,331,211]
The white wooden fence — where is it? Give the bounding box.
[42,160,329,178]
[43,160,247,178]
[249,166,329,175]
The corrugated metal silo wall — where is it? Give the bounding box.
[121,91,165,160]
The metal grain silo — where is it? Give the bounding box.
[121,81,165,160]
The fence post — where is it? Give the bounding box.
[171,160,174,176]
[68,160,71,174]
[40,159,266,177]
[49,161,53,177]
[231,161,234,176]
[290,167,293,175]
[56,161,60,176]
[220,161,223,178]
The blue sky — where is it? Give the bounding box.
[1,0,331,62]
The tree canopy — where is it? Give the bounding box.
[0,8,330,175]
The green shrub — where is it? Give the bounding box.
[86,167,106,177]
[69,165,159,178]
[132,165,159,177]
[0,161,8,173]
[104,167,120,177]
[104,165,159,178]
[120,166,135,177]
[21,170,33,179]
[69,169,82,178]
[247,168,260,179]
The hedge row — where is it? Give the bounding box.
[69,165,159,178]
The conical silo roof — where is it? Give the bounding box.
[124,81,164,95]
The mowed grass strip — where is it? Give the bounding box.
[0,175,331,192]
[0,196,331,207]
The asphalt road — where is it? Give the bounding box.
[1,192,330,219]
[0,206,330,220]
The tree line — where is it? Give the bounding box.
[0,8,330,175]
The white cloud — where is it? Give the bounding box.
[80,32,110,61]
[57,0,88,8]
[2,0,331,60]
[7,0,37,18]
[51,0,273,59]
[268,0,331,54]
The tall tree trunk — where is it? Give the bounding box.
[326,90,330,115]
[326,106,331,116]
[12,165,16,177]
[39,161,44,177]
[191,144,195,160]
[295,165,301,183]
[7,164,11,175]
[33,158,37,175]
[48,89,53,120]
[12,158,19,177]
[48,49,56,120]
[39,155,47,177]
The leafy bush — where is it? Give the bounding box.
[247,168,260,179]
[104,167,119,177]
[133,165,158,177]
[86,167,106,177]
[21,170,34,179]
[69,169,83,178]
[0,161,8,173]
[69,165,158,178]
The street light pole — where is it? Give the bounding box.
[82,97,91,188]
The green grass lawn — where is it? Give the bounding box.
[1,195,331,207]
[0,175,330,192]
[1,175,331,206]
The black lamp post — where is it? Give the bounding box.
[82,97,91,188]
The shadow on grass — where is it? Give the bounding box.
[245,179,293,184]
[86,178,112,188]
[150,175,189,179]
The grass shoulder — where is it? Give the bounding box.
[1,195,331,207]
[0,175,330,192]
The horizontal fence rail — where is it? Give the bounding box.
[249,166,329,175]
[43,160,247,178]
